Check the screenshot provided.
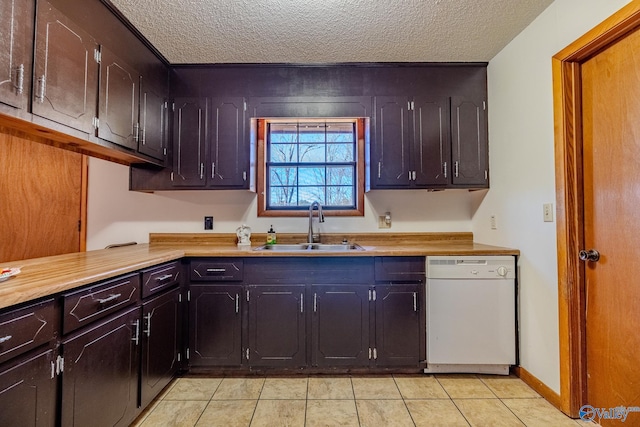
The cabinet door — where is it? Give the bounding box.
[209,97,246,188]
[451,96,488,187]
[139,81,168,161]
[172,98,207,187]
[374,285,420,367]
[189,284,242,367]
[247,285,306,367]
[372,96,411,188]
[61,306,140,427]
[311,285,370,367]
[0,348,56,427]
[33,1,99,134]
[413,97,451,187]
[98,47,140,149]
[141,288,181,408]
[0,0,33,110]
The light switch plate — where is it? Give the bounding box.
[543,203,554,222]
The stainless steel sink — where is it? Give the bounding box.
[254,243,365,252]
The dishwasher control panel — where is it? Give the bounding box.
[426,256,515,280]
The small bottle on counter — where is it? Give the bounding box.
[267,225,277,245]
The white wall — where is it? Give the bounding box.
[87,157,474,250]
[473,0,631,393]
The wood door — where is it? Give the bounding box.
[311,285,370,367]
[98,47,140,150]
[172,98,207,187]
[33,1,99,134]
[189,284,242,367]
[247,285,306,367]
[413,96,450,187]
[451,96,488,187]
[139,81,168,161]
[61,306,140,427]
[0,134,85,263]
[141,288,181,408]
[0,348,57,427]
[374,285,420,367]
[0,0,33,110]
[209,97,246,188]
[372,96,411,188]
[580,27,640,425]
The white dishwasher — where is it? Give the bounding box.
[425,255,516,375]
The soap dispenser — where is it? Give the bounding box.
[267,225,277,244]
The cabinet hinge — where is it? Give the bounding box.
[243,101,247,111]
[373,289,377,301]
[483,101,486,110]
[179,294,182,303]
[246,348,250,360]
[172,102,175,112]
[373,348,378,360]
[164,101,168,109]
[163,148,167,156]
[368,347,372,360]
[246,290,250,302]
[50,361,55,379]
[92,117,99,129]
[243,171,247,181]
[94,49,101,64]
[177,352,181,362]
[186,348,190,360]
[485,170,488,180]
[187,290,191,302]
[56,355,64,375]
[170,172,174,182]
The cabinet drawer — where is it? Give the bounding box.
[62,273,140,335]
[0,298,55,365]
[374,257,425,283]
[190,259,243,282]
[141,261,181,298]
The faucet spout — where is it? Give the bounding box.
[308,201,324,243]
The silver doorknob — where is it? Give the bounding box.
[579,249,600,262]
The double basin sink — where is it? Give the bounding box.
[254,243,365,252]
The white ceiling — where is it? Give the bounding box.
[110,0,554,64]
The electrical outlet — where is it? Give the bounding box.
[543,203,554,222]
[378,215,391,229]
[204,216,213,230]
[490,215,497,230]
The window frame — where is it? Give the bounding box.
[257,118,365,217]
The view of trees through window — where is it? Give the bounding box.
[267,121,356,209]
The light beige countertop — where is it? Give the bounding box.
[0,232,519,310]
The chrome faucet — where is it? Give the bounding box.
[307,201,325,243]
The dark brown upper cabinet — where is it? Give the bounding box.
[451,96,488,186]
[171,97,208,187]
[0,0,34,110]
[209,97,247,188]
[139,80,168,161]
[33,1,99,134]
[97,47,140,150]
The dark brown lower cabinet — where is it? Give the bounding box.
[61,306,140,427]
[0,347,56,427]
[247,285,306,367]
[311,285,370,367]
[140,287,181,408]
[189,284,242,367]
[374,285,421,367]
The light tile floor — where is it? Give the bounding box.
[132,374,596,427]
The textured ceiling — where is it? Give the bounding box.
[109,0,554,64]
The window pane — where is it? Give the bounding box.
[326,122,355,142]
[326,144,354,162]
[270,167,297,186]
[298,167,325,186]
[270,186,298,206]
[327,166,354,185]
[270,144,298,162]
[326,186,354,206]
[299,187,325,205]
[299,143,325,163]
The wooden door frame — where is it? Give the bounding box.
[552,0,640,417]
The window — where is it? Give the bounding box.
[257,118,365,217]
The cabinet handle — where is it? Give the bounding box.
[413,292,417,312]
[14,64,24,94]
[36,75,46,103]
[144,313,152,337]
[97,293,121,306]
[443,162,447,178]
[373,348,377,360]
[132,319,140,345]
[412,171,416,181]
[212,162,215,178]
[156,274,173,282]
[408,170,412,181]
[0,335,12,344]
[235,294,239,314]
[51,361,55,379]
[200,163,204,180]
[454,161,459,178]
[206,268,226,273]
[300,294,304,313]
[378,161,381,179]
[313,293,317,312]
[141,128,146,145]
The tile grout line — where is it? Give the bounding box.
[392,375,418,427]
[435,375,472,427]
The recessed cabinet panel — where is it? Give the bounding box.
[33,1,99,134]
[451,96,488,186]
[98,47,140,149]
[375,285,421,367]
[210,97,246,187]
[413,97,450,186]
[0,0,33,110]
[172,97,207,187]
[139,83,167,160]
[373,96,410,187]
[0,298,55,365]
